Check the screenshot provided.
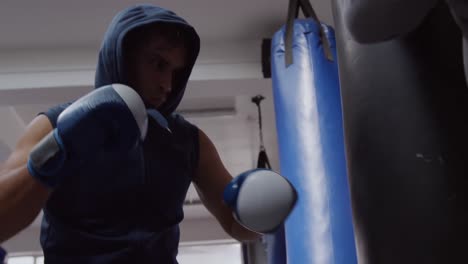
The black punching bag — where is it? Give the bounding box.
[332,1,468,263]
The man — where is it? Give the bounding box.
[0,5,263,263]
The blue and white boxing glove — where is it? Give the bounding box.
[0,247,6,264]
[223,169,298,233]
[27,84,148,188]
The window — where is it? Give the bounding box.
[6,256,35,264]
[6,240,242,264]
[178,240,242,264]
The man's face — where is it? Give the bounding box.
[126,36,187,109]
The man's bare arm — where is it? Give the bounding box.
[0,115,52,243]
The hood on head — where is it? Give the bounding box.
[95,5,200,116]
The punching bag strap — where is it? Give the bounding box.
[252,95,272,169]
[285,0,334,66]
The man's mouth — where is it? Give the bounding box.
[152,97,165,106]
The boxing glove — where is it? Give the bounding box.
[0,247,6,264]
[223,169,297,233]
[27,84,148,188]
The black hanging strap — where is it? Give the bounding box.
[252,95,272,169]
[257,149,272,169]
[285,0,334,66]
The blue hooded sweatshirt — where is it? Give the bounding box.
[39,5,201,264]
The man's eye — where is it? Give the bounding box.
[150,56,167,72]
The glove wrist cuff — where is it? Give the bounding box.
[28,129,67,188]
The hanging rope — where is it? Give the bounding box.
[251,95,272,169]
[252,95,265,151]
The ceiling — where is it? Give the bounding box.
[0,0,334,49]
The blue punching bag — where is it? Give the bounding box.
[270,0,357,263]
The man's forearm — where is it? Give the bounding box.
[0,165,49,243]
